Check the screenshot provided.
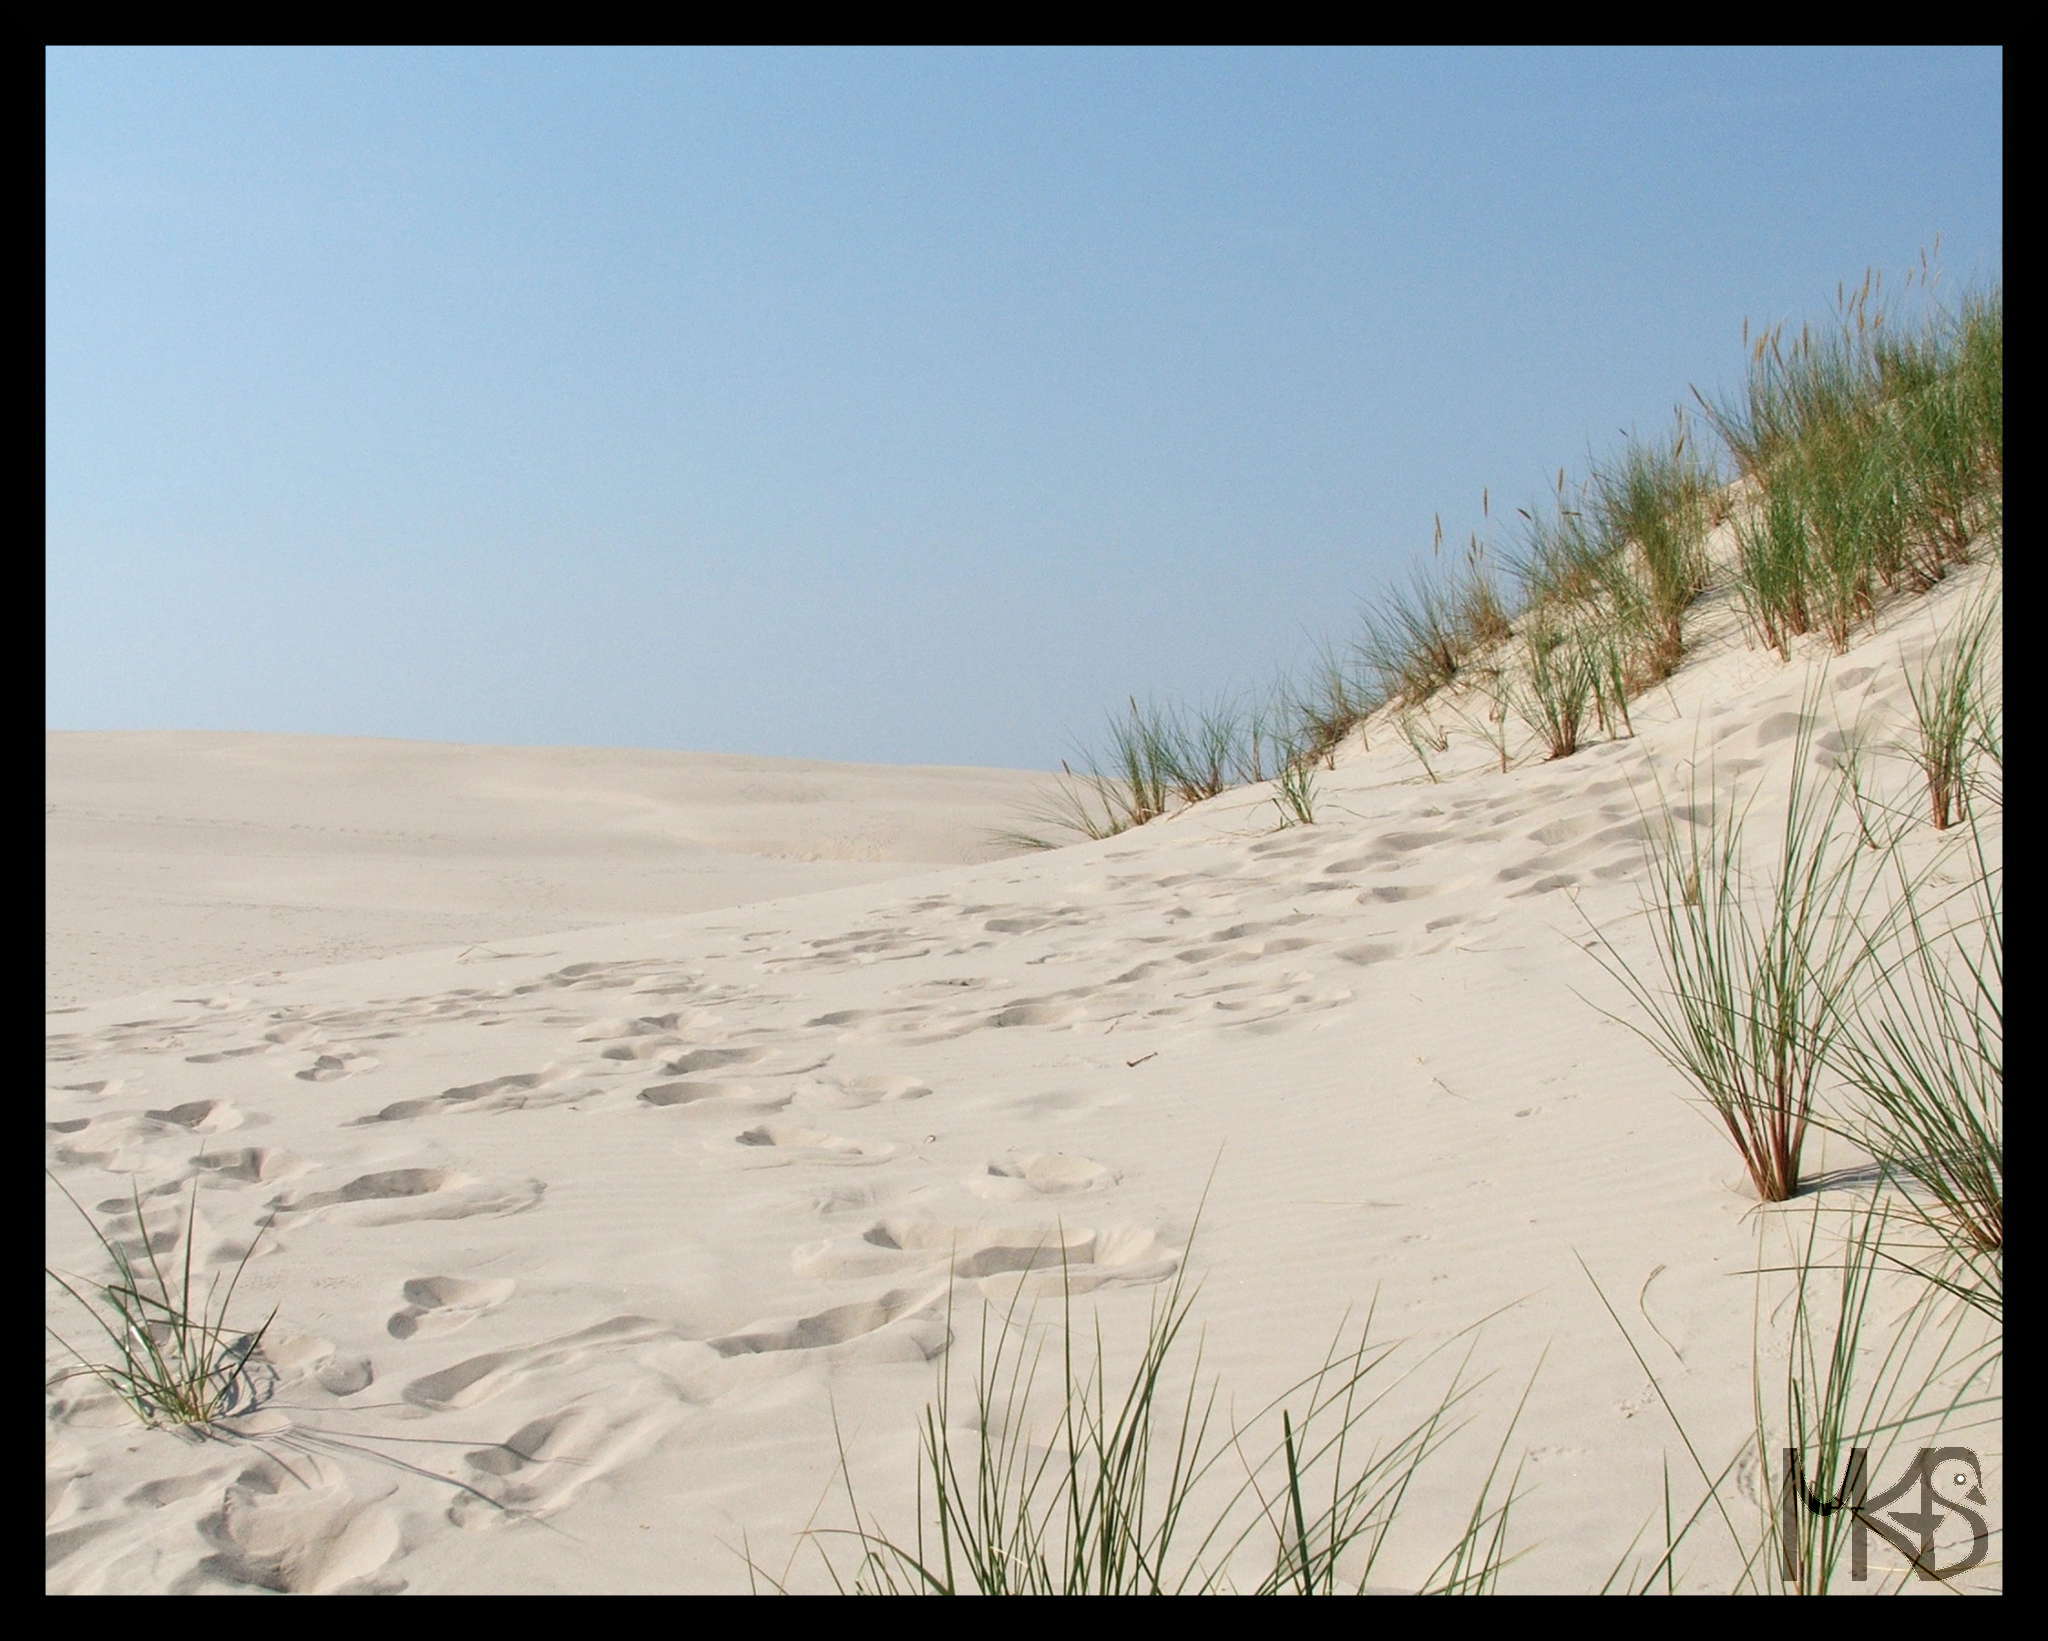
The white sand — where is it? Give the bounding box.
[45,566,2001,1594]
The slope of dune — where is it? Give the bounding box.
[44,563,2000,1594]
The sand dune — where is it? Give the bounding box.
[44,566,2000,1593]
[45,733,1052,1007]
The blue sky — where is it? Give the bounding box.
[46,46,2001,770]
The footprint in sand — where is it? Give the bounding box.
[1356,883,1435,903]
[359,1068,593,1123]
[1751,710,1815,748]
[1196,980,1354,1031]
[804,1181,917,1218]
[46,1110,157,1170]
[402,1315,693,1412]
[966,1152,1121,1200]
[639,1079,790,1111]
[452,1401,687,1528]
[802,1004,923,1038]
[573,1009,713,1060]
[53,1077,130,1099]
[387,1275,517,1340]
[624,970,714,1000]
[74,1178,246,1265]
[145,1098,244,1132]
[262,1022,326,1045]
[656,1044,831,1079]
[765,930,935,971]
[791,1073,932,1109]
[706,1286,949,1363]
[1525,814,1603,846]
[201,1452,401,1594]
[721,1123,898,1166]
[193,1146,304,1185]
[1510,872,1580,897]
[575,1012,687,1044]
[896,975,992,998]
[792,1218,1180,1294]
[272,1168,545,1228]
[296,1049,380,1082]
[263,1331,376,1399]
[983,1000,1084,1030]
[182,1041,269,1064]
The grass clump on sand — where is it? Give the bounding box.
[1357,525,1513,712]
[996,695,1283,850]
[1732,483,1820,660]
[1397,710,1447,783]
[1509,467,1677,706]
[1272,746,1320,827]
[46,1170,277,1429]
[1589,423,1717,678]
[1357,564,1475,707]
[1582,694,1877,1203]
[777,1247,1531,1595]
[1506,614,1602,762]
[991,698,1183,849]
[1903,585,2001,832]
[1282,641,1383,771]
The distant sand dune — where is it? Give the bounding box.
[45,732,1050,1006]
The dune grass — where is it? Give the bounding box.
[1821,812,2002,1312]
[1507,615,1601,762]
[997,693,1292,850]
[1754,1199,1997,1592]
[1892,354,1998,571]
[1356,564,1475,706]
[1511,468,1611,613]
[1510,466,1683,701]
[1354,519,1518,715]
[1733,483,1819,660]
[988,758,1148,851]
[46,1170,277,1429]
[1694,271,1899,489]
[998,262,1996,863]
[1449,528,1515,655]
[1763,426,1889,650]
[1903,586,2001,832]
[1273,749,1320,827]
[1585,619,1637,741]
[1709,265,2002,663]
[1153,696,1273,807]
[52,255,2008,1592]
[1823,705,1911,857]
[993,698,1199,849]
[1447,669,1515,775]
[784,1244,1531,1595]
[1286,642,1383,770]
[1397,710,1447,783]
[1589,423,1716,671]
[1581,695,1880,1203]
